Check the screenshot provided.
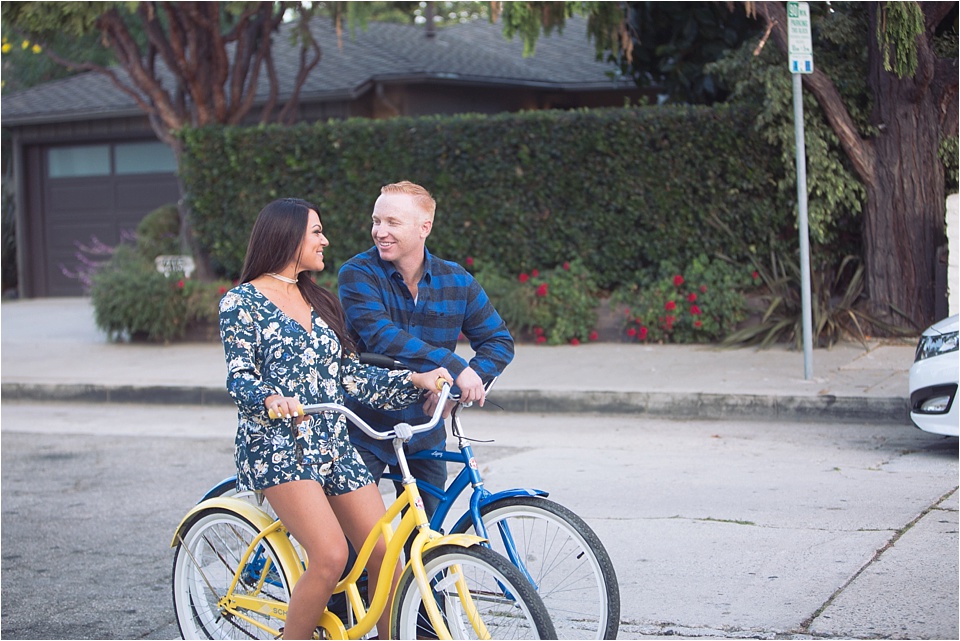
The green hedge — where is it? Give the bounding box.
[180,105,791,289]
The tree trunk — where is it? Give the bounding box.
[165,137,216,281]
[864,9,947,330]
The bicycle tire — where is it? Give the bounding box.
[172,507,292,640]
[389,543,557,640]
[452,495,620,639]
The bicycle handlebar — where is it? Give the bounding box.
[268,381,453,442]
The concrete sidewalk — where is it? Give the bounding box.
[1,297,917,424]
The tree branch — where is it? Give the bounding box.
[759,1,875,186]
[96,9,185,132]
[278,22,321,124]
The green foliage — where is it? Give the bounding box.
[877,1,924,76]
[89,235,232,343]
[1,25,115,94]
[136,203,181,260]
[720,253,908,350]
[472,258,599,345]
[599,2,763,104]
[615,254,754,344]
[707,11,869,252]
[524,260,600,345]
[90,244,190,343]
[179,106,791,290]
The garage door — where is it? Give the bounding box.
[39,141,181,297]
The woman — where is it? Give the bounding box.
[219,197,452,639]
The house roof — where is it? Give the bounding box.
[1,15,631,127]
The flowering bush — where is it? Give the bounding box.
[473,258,600,345]
[615,254,754,344]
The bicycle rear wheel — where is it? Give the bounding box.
[453,495,620,639]
[390,543,556,640]
[172,508,291,640]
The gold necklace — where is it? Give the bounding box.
[266,272,298,284]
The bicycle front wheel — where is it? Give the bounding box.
[172,508,292,640]
[453,495,620,639]
[390,543,556,640]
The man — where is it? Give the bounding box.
[338,180,514,517]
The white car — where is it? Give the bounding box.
[908,314,959,436]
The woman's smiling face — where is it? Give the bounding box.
[295,209,329,272]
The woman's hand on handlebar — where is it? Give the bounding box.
[409,367,454,393]
[264,394,306,424]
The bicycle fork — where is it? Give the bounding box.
[395,439,491,640]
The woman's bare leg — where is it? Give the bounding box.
[329,483,402,639]
[264,480,348,640]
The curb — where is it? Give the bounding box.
[2,383,911,425]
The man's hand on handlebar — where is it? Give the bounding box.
[455,367,486,407]
[422,392,456,419]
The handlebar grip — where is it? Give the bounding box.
[359,352,406,370]
[268,404,304,420]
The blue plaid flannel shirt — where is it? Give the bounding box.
[338,246,515,463]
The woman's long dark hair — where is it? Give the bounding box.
[239,198,357,353]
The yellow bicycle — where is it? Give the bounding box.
[171,382,556,640]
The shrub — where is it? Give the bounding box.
[721,253,911,349]
[180,106,794,288]
[90,243,232,343]
[90,244,190,342]
[616,254,754,344]
[136,203,181,260]
[474,258,600,345]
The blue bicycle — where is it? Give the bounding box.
[202,356,620,639]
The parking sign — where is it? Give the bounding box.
[787,2,814,74]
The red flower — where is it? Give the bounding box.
[218,286,228,295]
[466,256,474,267]
[626,327,637,337]
[531,269,540,277]
[589,330,599,341]
[536,283,548,297]
[700,285,707,293]
[536,335,547,344]
[533,326,544,336]
[562,262,571,271]
[687,292,698,302]
[752,270,760,280]
[690,305,702,315]
[664,300,677,311]
[569,337,580,346]
[519,273,530,283]
[694,320,703,328]
[177,279,185,289]
[638,326,648,340]
[673,274,684,287]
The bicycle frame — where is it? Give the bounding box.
[173,382,492,640]
[383,403,549,587]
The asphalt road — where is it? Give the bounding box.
[1,401,956,640]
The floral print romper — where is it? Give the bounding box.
[219,283,422,493]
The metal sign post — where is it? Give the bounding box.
[788,1,814,380]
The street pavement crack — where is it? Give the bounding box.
[798,486,959,633]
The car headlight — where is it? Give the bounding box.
[914,330,959,362]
